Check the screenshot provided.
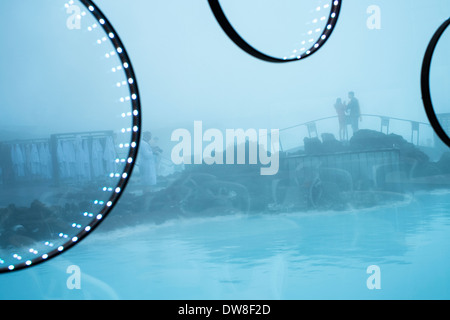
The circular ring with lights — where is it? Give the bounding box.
[208,0,342,63]
[421,18,450,148]
[0,0,141,273]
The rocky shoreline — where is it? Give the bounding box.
[2,130,450,247]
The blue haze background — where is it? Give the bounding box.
[106,0,448,140]
[0,0,450,300]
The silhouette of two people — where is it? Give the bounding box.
[335,91,361,140]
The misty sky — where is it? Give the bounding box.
[0,1,131,141]
[0,0,449,150]
[94,0,450,149]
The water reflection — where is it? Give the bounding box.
[93,190,448,268]
[1,190,449,299]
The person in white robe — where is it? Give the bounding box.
[139,131,157,192]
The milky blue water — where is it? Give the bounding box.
[1,190,450,300]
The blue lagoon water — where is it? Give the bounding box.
[1,190,450,300]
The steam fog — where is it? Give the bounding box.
[1,0,448,149]
[0,0,449,270]
[88,0,449,152]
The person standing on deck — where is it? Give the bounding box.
[334,98,347,141]
[346,91,362,135]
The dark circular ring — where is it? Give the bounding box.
[208,0,342,63]
[0,0,142,273]
[421,17,450,148]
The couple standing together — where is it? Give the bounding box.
[335,91,361,141]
